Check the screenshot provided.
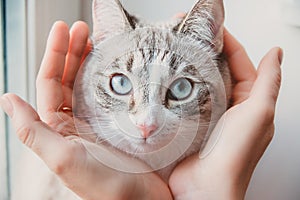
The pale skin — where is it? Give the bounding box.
[0,21,282,200]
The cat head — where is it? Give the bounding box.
[75,0,230,169]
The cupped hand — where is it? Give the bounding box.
[169,29,282,200]
[0,21,172,200]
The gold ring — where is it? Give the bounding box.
[61,107,72,112]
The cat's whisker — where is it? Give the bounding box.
[95,132,123,145]
[95,135,116,145]
[113,137,129,151]
[75,131,95,136]
[133,146,144,158]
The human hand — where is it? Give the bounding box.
[169,29,282,200]
[0,21,172,200]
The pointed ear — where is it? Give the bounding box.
[176,0,225,52]
[92,0,137,43]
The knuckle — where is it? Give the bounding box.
[268,66,282,102]
[274,68,282,86]
[50,144,77,175]
[262,106,275,123]
[262,124,275,145]
[255,103,275,125]
[265,128,275,143]
[35,76,42,87]
[16,124,35,148]
[51,161,67,175]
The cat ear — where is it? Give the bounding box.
[92,0,137,43]
[176,0,225,52]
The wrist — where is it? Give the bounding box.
[169,155,248,200]
[129,174,172,200]
[172,181,246,200]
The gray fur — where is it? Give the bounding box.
[75,0,231,180]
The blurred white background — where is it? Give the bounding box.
[2,0,300,199]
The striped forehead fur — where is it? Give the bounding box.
[91,28,219,75]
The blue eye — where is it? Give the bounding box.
[168,78,193,101]
[110,74,132,95]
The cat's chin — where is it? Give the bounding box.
[115,133,176,154]
[119,138,172,154]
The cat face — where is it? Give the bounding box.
[74,0,230,170]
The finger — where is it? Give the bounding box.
[81,38,93,65]
[250,47,283,107]
[36,21,70,119]
[0,94,69,167]
[201,44,282,161]
[62,21,89,108]
[223,29,256,82]
[173,12,186,19]
[203,46,283,164]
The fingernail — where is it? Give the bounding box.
[278,48,284,65]
[0,96,14,118]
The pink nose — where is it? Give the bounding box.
[137,124,158,139]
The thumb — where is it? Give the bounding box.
[250,47,283,106]
[0,93,68,167]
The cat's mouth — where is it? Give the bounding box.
[119,131,177,154]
